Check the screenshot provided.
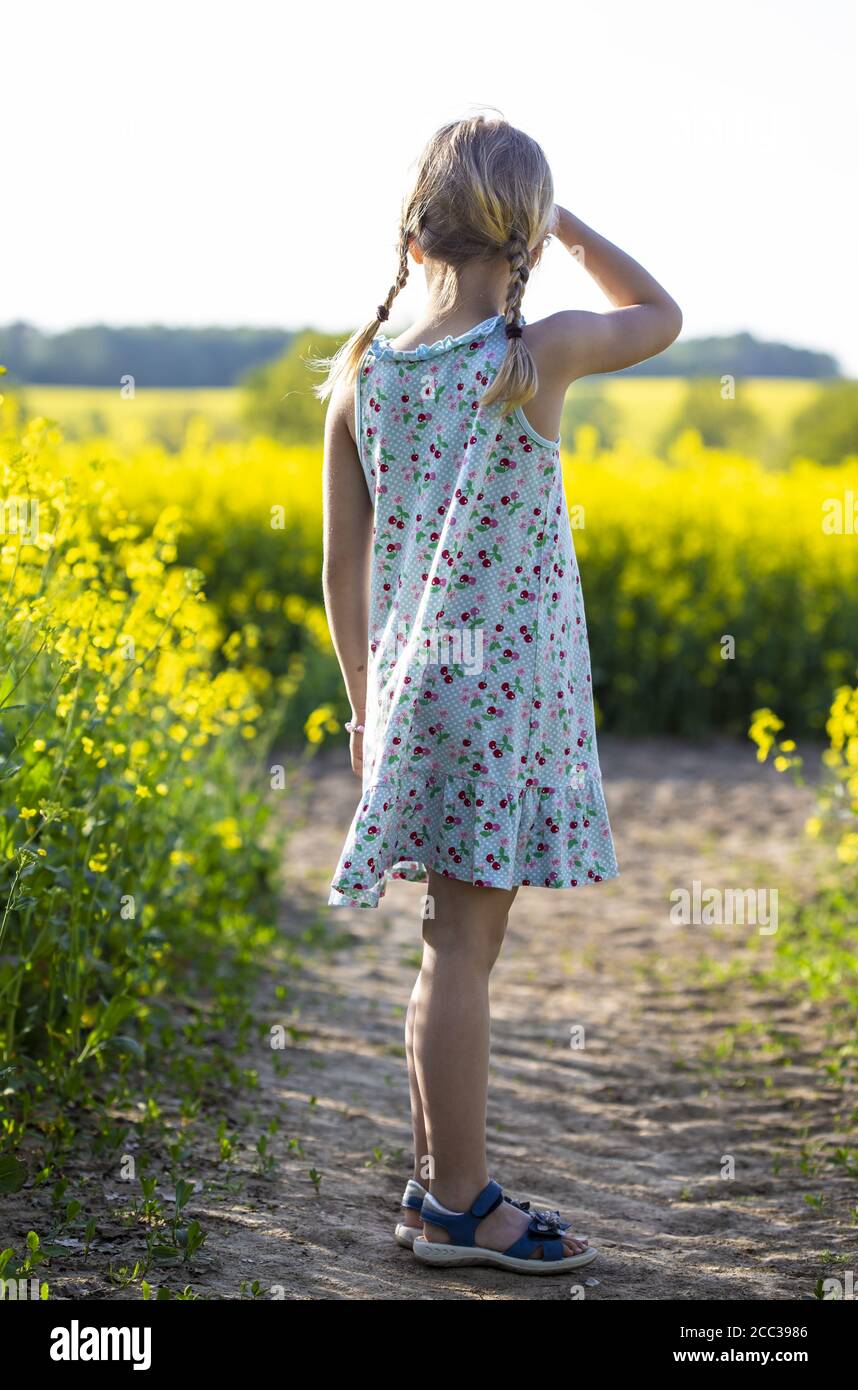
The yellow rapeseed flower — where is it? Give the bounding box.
[213,816,242,850]
[836,833,858,865]
[748,708,784,764]
[304,703,341,745]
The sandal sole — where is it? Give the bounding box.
[412,1236,598,1274]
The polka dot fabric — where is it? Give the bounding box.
[329,312,619,908]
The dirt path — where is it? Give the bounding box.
[207,735,855,1301]
[19,736,855,1302]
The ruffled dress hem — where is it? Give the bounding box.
[328,769,620,910]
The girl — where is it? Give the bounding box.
[314,114,681,1274]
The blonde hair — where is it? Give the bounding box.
[310,114,554,415]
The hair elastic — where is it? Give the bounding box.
[344,718,365,734]
[376,304,390,322]
[505,323,523,339]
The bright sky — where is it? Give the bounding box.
[4,0,857,370]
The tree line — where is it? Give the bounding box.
[0,321,840,388]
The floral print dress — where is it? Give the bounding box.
[328,312,619,908]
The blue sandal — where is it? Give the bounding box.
[394,1178,428,1248]
[412,1179,597,1274]
[395,1179,585,1251]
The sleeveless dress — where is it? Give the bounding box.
[328,311,619,908]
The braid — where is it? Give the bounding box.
[478,230,538,415]
[376,226,412,324]
[308,223,413,402]
[502,231,530,330]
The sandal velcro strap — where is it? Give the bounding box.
[469,1179,504,1219]
[422,1179,504,1245]
[503,1215,567,1263]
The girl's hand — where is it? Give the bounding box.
[537,206,683,376]
[349,729,363,778]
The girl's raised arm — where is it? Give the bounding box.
[532,205,683,383]
[321,378,373,774]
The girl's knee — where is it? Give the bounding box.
[422,922,506,976]
[426,872,517,925]
[421,874,516,967]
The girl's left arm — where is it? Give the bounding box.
[321,378,373,772]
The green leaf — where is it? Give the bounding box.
[110,1035,146,1062]
[173,1179,193,1215]
[151,1248,182,1265]
[0,1156,27,1194]
[76,995,138,1063]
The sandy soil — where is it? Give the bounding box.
[12,736,856,1301]
[210,735,854,1301]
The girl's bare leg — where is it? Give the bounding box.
[410,870,588,1259]
[405,977,428,1182]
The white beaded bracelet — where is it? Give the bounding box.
[344,718,365,734]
